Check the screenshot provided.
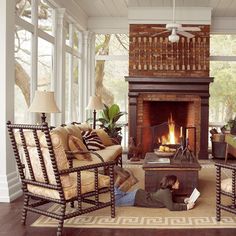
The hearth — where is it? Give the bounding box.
[141,100,197,153]
[125,76,213,159]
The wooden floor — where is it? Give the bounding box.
[1,156,236,236]
[0,196,235,236]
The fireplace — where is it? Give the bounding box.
[125,76,213,159]
[141,99,200,155]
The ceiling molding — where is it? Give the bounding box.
[211,17,236,34]
[128,7,212,25]
[54,0,88,30]
[88,17,128,33]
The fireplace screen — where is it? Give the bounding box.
[140,100,197,155]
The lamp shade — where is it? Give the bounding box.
[86,96,104,110]
[28,91,60,113]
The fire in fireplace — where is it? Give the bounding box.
[160,114,178,145]
[140,98,198,155]
[143,113,182,152]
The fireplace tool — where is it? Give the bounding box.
[173,127,196,162]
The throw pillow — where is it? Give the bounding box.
[68,135,92,161]
[82,130,106,151]
[118,169,139,192]
[93,129,113,146]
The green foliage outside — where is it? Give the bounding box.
[209,35,236,123]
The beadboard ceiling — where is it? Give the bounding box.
[74,0,236,18]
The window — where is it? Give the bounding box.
[72,56,79,121]
[64,23,81,123]
[14,26,32,123]
[15,0,82,125]
[95,34,129,112]
[102,60,128,114]
[95,34,129,148]
[210,61,236,123]
[210,34,236,56]
[15,0,56,124]
[38,0,54,36]
[65,52,70,122]
[209,34,236,149]
[38,37,53,91]
[15,0,32,23]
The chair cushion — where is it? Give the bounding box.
[93,129,113,146]
[27,170,110,200]
[15,130,44,147]
[221,178,236,193]
[40,127,70,150]
[21,144,71,188]
[72,145,122,167]
[76,122,92,132]
[68,135,92,161]
[82,130,106,151]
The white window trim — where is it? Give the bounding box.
[210,56,236,61]
[95,55,128,61]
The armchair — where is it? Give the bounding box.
[215,162,236,221]
[6,121,115,236]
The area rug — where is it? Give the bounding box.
[32,161,236,229]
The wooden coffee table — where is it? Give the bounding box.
[142,152,201,195]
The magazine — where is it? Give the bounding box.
[147,158,170,164]
[189,188,200,203]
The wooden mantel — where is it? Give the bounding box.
[125,76,214,159]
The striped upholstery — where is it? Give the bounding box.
[82,130,105,151]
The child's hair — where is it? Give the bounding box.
[160,175,178,189]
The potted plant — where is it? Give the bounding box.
[221,116,236,135]
[97,104,127,144]
[228,116,236,135]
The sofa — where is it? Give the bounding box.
[50,122,123,168]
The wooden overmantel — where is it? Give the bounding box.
[125,76,214,159]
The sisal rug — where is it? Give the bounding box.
[32,161,236,229]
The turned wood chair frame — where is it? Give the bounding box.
[215,162,236,221]
[7,121,115,236]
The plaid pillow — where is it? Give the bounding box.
[82,130,106,151]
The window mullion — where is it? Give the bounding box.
[68,24,74,122]
[78,31,83,122]
[30,0,39,123]
[15,15,34,33]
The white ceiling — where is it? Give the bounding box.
[74,0,236,18]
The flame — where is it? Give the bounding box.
[168,114,176,144]
[158,114,176,145]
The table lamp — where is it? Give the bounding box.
[28,90,60,123]
[86,96,104,129]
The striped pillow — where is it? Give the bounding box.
[82,130,106,151]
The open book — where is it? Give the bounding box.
[189,188,200,203]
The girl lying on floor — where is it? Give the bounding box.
[114,167,195,211]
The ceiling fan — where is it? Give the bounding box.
[152,0,201,43]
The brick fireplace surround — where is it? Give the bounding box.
[125,76,213,159]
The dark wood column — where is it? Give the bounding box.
[125,76,213,159]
